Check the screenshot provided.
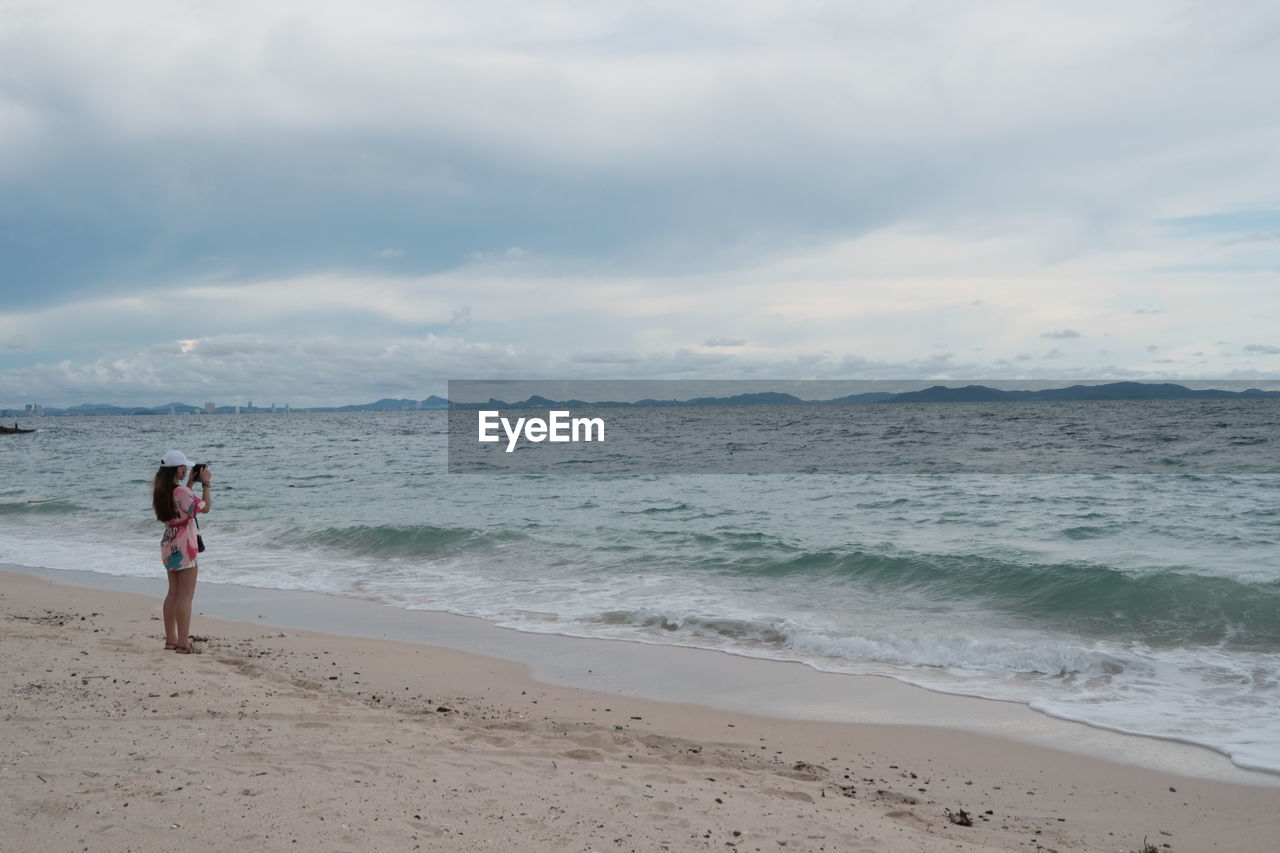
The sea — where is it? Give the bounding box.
[2,403,1278,773]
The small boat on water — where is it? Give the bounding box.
[1,423,35,434]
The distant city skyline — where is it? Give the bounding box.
[2,1,1278,407]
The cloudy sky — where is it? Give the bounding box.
[2,0,1279,407]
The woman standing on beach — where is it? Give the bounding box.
[153,450,211,654]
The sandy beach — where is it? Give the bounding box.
[2,567,1277,853]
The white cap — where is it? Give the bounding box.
[160,449,193,468]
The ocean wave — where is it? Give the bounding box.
[0,499,82,515]
[272,523,531,559]
[261,518,1280,647]
[744,548,1280,646]
[591,607,1125,679]
[566,604,1280,773]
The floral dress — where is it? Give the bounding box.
[161,485,204,571]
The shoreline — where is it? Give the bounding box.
[6,561,1276,787]
[4,565,1280,852]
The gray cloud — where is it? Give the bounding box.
[1224,231,1280,245]
[5,0,1280,315]
[570,351,644,364]
[3,2,1280,401]
[1244,344,1280,354]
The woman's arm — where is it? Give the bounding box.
[190,467,212,513]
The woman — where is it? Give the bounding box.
[153,449,212,654]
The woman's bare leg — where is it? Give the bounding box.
[163,570,180,647]
[175,564,199,649]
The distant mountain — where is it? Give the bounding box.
[336,398,423,412]
[888,382,1280,403]
[456,382,1280,409]
[11,382,1278,418]
[31,402,204,416]
[154,402,205,414]
[449,395,635,410]
[62,403,150,415]
[687,392,806,406]
[886,385,1017,403]
[827,392,899,404]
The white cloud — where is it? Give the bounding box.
[5,323,1276,409]
[0,334,533,407]
[2,214,1278,406]
[3,1,1279,402]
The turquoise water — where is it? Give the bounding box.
[1,408,1278,772]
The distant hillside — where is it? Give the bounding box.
[10,383,1277,417]
[449,382,1280,409]
[888,382,1280,403]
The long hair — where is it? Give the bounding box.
[152,465,179,521]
